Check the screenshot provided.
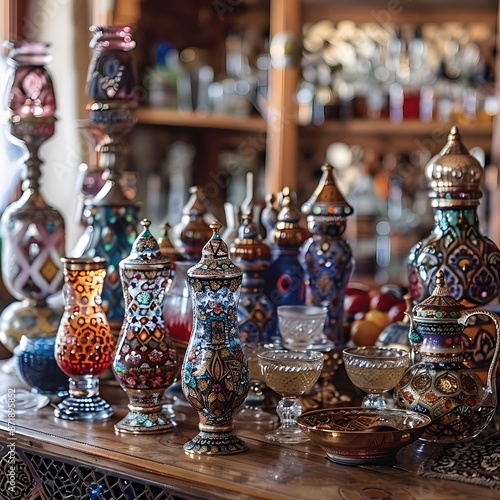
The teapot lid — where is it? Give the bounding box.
[413,270,465,321]
[188,221,242,279]
[120,219,171,270]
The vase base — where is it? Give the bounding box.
[183,430,248,455]
[114,410,176,434]
[54,396,114,421]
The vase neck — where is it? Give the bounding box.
[433,206,479,232]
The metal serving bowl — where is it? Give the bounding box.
[297,407,431,465]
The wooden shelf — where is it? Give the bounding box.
[136,107,267,133]
[301,119,494,153]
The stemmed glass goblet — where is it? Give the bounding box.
[234,343,277,425]
[257,349,323,443]
[342,346,409,408]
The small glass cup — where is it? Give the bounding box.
[342,346,409,408]
[277,305,327,350]
[258,349,323,443]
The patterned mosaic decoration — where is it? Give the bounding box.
[395,270,500,442]
[230,203,276,344]
[113,219,179,433]
[0,445,202,500]
[54,257,116,421]
[300,163,354,346]
[182,221,249,454]
[74,26,140,331]
[0,40,65,353]
[408,126,500,307]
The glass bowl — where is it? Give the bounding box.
[277,305,327,350]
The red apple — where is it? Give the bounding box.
[344,293,371,315]
[369,291,401,312]
[387,300,407,323]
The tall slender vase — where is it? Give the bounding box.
[230,203,276,344]
[300,163,354,346]
[73,26,140,333]
[0,40,65,361]
[182,221,249,454]
[113,220,178,433]
[54,257,115,420]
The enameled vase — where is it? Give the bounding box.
[0,40,64,357]
[54,257,115,420]
[408,126,500,307]
[264,187,307,343]
[113,220,178,433]
[300,163,354,346]
[230,204,276,344]
[181,221,249,454]
[73,26,140,332]
[395,270,500,442]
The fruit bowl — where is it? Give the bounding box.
[297,407,431,465]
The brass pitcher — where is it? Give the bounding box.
[395,270,500,442]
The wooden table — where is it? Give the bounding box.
[0,366,497,500]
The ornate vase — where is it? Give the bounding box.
[14,335,68,399]
[264,187,307,343]
[113,219,178,433]
[54,257,116,420]
[181,221,249,454]
[300,163,354,346]
[0,40,64,358]
[73,26,140,332]
[395,270,500,442]
[407,126,500,307]
[230,203,276,344]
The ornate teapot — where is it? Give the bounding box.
[395,270,500,442]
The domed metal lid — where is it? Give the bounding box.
[412,270,465,321]
[230,203,271,265]
[425,126,483,207]
[120,219,171,270]
[158,221,183,262]
[188,221,242,279]
[301,163,354,217]
[274,187,307,247]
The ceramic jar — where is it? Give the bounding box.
[182,221,249,454]
[300,163,354,346]
[113,220,178,433]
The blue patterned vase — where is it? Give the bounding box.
[408,126,500,306]
[264,187,307,342]
[230,204,276,344]
[182,221,249,454]
[300,164,354,346]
